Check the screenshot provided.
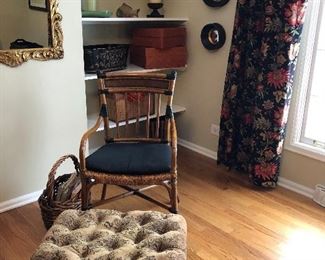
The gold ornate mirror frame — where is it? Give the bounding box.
[0,0,63,67]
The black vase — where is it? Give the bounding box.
[147,3,164,18]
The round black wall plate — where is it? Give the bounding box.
[203,0,230,7]
[201,23,226,50]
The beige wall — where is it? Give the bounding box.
[281,151,325,189]
[165,1,324,189]
[0,0,48,49]
[0,1,87,202]
[96,0,148,17]
[164,0,237,151]
[0,0,323,203]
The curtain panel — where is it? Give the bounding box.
[217,0,307,187]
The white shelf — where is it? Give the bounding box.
[85,64,187,81]
[85,73,98,81]
[82,17,189,25]
[87,103,186,131]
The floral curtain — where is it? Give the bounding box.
[217,0,307,187]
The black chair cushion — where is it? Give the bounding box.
[86,143,172,175]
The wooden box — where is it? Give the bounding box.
[132,27,186,49]
[130,46,187,69]
[107,93,155,122]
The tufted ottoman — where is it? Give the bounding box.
[32,209,187,260]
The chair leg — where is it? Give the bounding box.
[81,178,90,211]
[101,184,107,201]
[161,181,172,204]
[170,178,178,214]
[163,181,180,204]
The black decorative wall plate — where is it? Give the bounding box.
[201,23,226,50]
[203,0,230,7]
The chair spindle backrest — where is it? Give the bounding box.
[97,71,177,144]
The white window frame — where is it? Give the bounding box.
[285,0,325,162]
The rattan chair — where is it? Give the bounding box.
[79,71,179,213]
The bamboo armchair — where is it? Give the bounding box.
[79,71,179,213]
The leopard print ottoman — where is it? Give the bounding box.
[32,209,187,260]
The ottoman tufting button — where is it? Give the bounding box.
[156,241,167,253]
[70,223,81,231]
[140,215,152,226]
[88,232,98,242]
[116,223,127,233]
[81,249,90,258]
[111,239,123,250]
[60,238,72,247]
[97,215,105,224]
[134,231,146,244]
[130,250,144,260]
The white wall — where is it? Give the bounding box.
[0,0,87,202]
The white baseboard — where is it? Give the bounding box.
[178,138,217,160]
[278,177,314,198]
[178,138,315,199]
[0,190,42,214]
[0,141,315,214]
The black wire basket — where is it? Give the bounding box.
[84,44,129,73]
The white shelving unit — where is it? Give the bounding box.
[87,103,186,131]
[83,17,188,81]
[82,17,188,25]
[85,64,187,81]
[82,17,188,137]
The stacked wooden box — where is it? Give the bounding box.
[130,27,187,69]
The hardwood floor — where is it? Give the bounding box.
[0,147,324,260]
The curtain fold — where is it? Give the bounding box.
[217,0,307,187]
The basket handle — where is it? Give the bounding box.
[46,154,81,200]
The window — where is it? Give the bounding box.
[286,0,325,161]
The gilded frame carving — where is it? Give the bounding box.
[0,0,63,67]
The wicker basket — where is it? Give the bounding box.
[38,154,81,229]
[83,44,129,73]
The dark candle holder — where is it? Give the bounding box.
[147,3,164,18]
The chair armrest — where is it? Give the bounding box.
[163,104,177,173]
[170,119,177,149]
[170,118,178,174]
[79,116,103,171]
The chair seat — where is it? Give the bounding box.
[86,142,172,175]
